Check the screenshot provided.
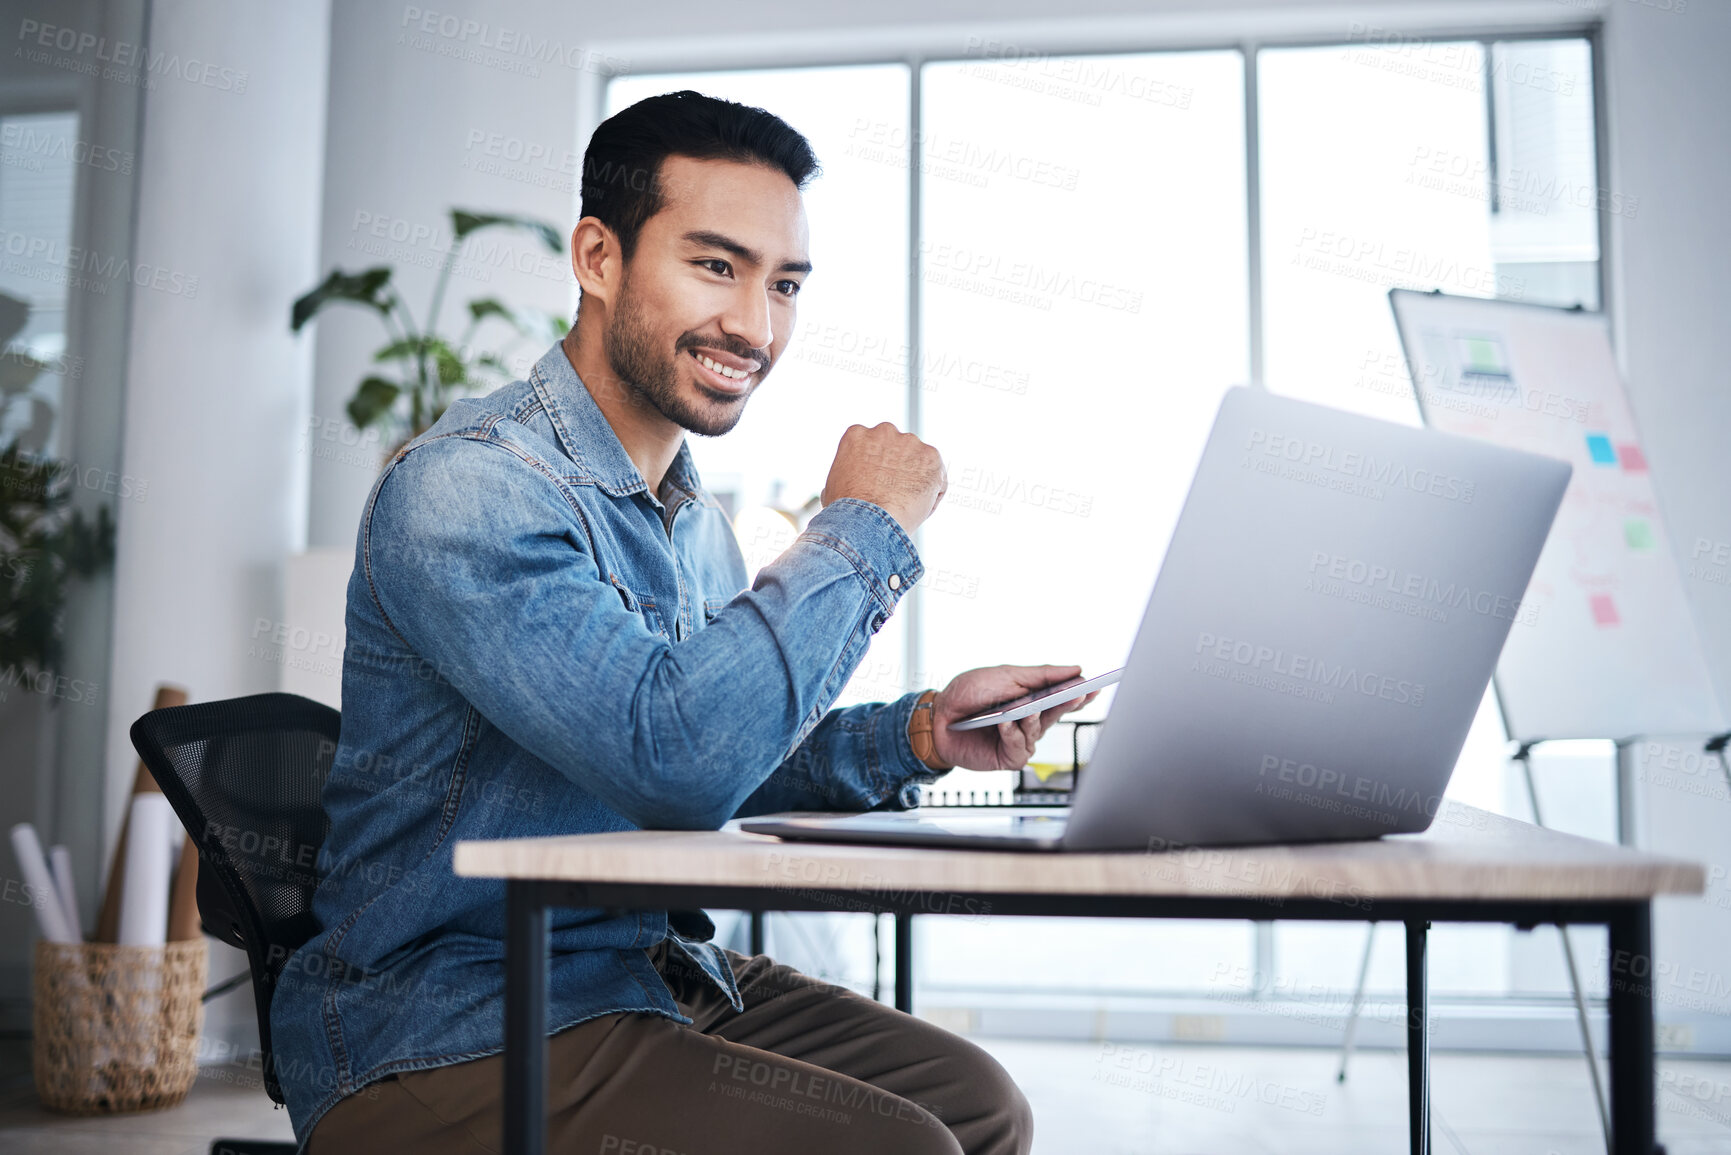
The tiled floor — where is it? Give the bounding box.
[2,1033,1729,1153]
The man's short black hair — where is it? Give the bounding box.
[580,90,820,262]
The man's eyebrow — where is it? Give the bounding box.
[682,229,811,276]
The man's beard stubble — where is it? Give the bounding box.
[605,281,769,438]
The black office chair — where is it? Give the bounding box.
[130,691,340,1155]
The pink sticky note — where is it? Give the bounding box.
[1590,594,1620,626]
[1617,444,1648,472]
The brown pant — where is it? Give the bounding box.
[310,939,1032,1155]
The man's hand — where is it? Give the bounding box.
[928,664,1101,772]
[820,422,946,535]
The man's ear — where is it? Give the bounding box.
[570,217,620,309]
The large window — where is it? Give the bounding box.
[604,28,1605,1020]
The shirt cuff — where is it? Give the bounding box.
[799,499,923,631]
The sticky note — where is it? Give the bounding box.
[1625,519,1654,551]
[1618,444,1648,472]
[1590,594,1620,626]
[1586,434,1616,465]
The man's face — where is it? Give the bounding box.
[604,154,810,437]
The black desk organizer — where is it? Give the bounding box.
[913,719,1102,807]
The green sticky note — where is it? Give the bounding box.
[1625,519,1654,551]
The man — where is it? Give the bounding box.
[274,90,1095,1155]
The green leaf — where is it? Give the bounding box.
[345,376,401,430]
[467,298,518,327]
[433,344,465,386]
[0,293,27,348]
[373,338,424,363]
[0,350,48,396]
[291,267,394,331]
[450,210,563,253]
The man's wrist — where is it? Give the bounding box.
[907,689,954,771]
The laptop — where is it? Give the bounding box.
[742,386,1571,852]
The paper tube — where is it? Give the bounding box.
[96,684,188,941]
[166,830,200,941]
[116,794,173,947]
[48,844,82,944]
[8,823,75,944]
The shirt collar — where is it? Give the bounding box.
[528,340,705,505]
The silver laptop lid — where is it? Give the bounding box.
[1063,386,1570,850]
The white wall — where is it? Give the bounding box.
[104,0,331,1052]
[1600,0,1731,1050]
[305,0,583,548]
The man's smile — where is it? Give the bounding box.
[687,346,759,395]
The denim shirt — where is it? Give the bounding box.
[270,341,940,1145]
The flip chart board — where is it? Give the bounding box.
[1389,289,1725,741]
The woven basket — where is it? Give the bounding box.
[32,939,208,1114]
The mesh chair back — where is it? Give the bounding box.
[129,692,340,1106]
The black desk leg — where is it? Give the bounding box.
[1607,903,1658,1155]
[895,913,914,1014]
[749,910,765,956]
[505,882,549,1155]
[1406,919,1430,1155]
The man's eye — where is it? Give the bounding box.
[774,280,802,297]
[699,258,731,276]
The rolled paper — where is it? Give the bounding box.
[8,823,75,943]
[116,794,173,947]
[95,684,188,942]
[166,829,201,942]
[48,844,83,944]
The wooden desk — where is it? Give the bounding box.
[454,802,1703,1155]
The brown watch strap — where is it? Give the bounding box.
[908,689,954,771]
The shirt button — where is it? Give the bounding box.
[888,573,902,591]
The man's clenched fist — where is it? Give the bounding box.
[820,422,947,535]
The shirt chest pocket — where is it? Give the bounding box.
[609,573,668,640]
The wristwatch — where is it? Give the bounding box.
[908,690,955,771]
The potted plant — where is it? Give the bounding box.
[0,293,115,687]
[291,210,571,456]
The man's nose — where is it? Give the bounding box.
[720,285,773,352]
